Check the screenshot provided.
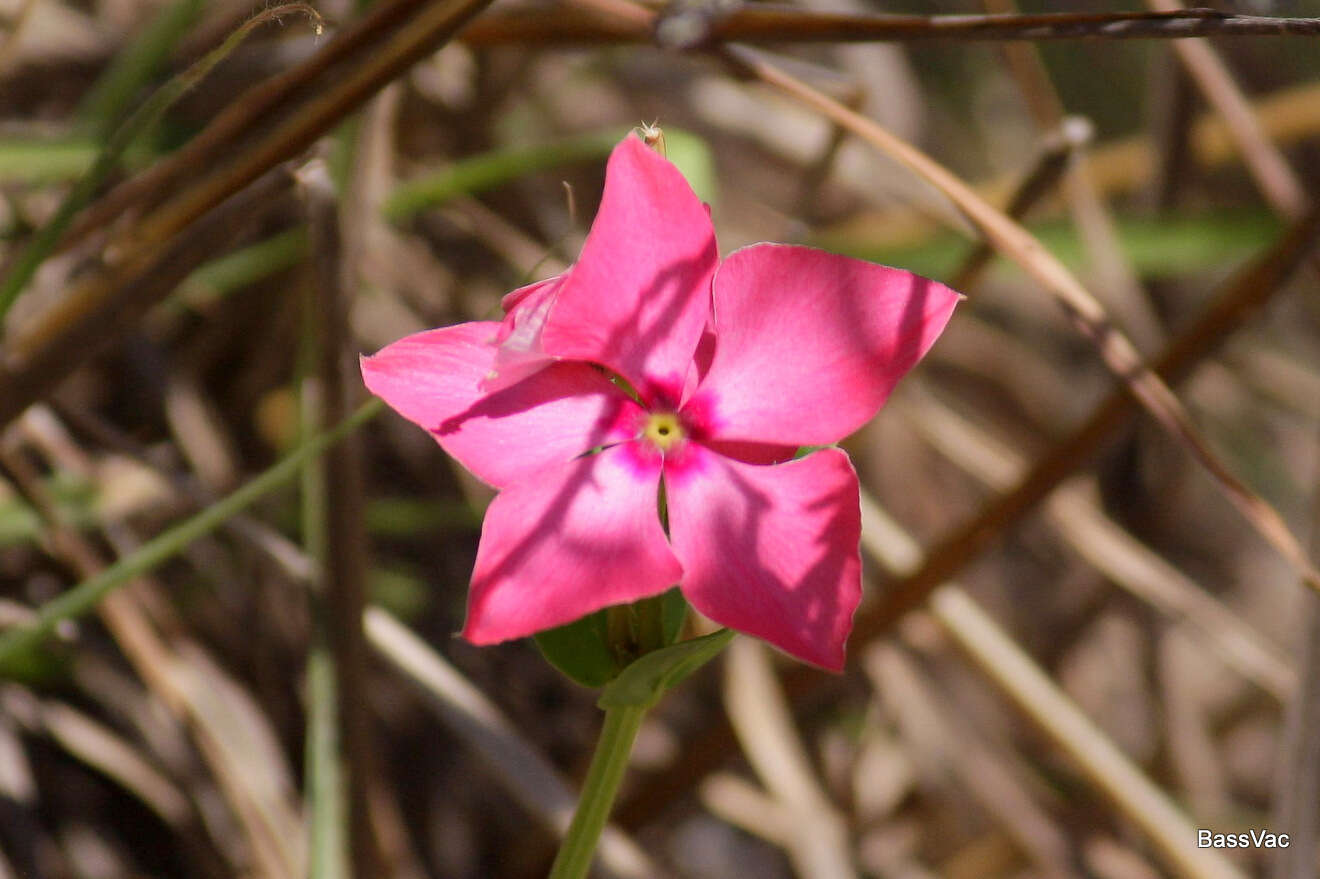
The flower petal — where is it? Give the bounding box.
[361,322,643,489]
[665,445,862,671]
[543,134,717,406]
[690,244,959,446]
[463,443,682,643]
[500,272,562,317]
[485,273,566,392]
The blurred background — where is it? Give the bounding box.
[2,0,1320,876]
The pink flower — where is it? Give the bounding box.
[361,134,958,670]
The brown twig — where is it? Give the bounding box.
[982,0,1163,351]
[1,0,497,432]
[115,0,498,277]
[926,587,1247,879]
[64,0,434,248]
[1143,52,1197,212]
[793,84,866,225]
[854,204,1320,645]
[903,387,1295,700]
[949,117,1089,291]
[1146,0,1308,220]
[981,0,1064,125]
[1269,425,1320,879]
[724,43,1320,595]
[0,3,323,317]
[457,6,1320,48]
[855,492,1246,879]
[618,204,1320,829]
[823,78,1320,253]
[0,166,294,429]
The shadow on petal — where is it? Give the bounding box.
[463,442,682,644]
[665,446,862,670]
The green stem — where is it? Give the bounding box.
[299,239,350,879]
[548,704,646,879]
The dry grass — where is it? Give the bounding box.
[1,1,1319,877]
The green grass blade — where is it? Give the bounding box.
[76,0,205,140]
[175,227,308,307]
[0,3,322,320]
[0,399,382,670]
[382,128,629,222]
[815,209,1283,281]
[0,139,100,185]
[297,207,351,879]
[305,640,348,879]
[383,125,717,222]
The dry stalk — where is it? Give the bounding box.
[458,6,1320,47]
[1145,0,1308,220]
[725,44,1320,597]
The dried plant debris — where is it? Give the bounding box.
[1,1,1319,877]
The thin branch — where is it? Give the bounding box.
[724,638,856,879]
[116,0,499,285]
[457,6,1320,48]
[0,165,294,430]
[0,3,322,320]
[64,0,430,248]
[855,204,1320,645]
[928,587,1246,879]
[721,43,1320,594]
[617,199,1320,830]
[854,494,1247,879]
[982,0,1163,352]
[902,387,1295,700]
[0,0,498,422]
[1146,0,1308,220]
[826,78,1320,254]
[949,117,1089,291]
[363,608,663,879]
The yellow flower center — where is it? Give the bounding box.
[643,412,684,451]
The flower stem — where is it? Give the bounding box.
[548,704,646,879]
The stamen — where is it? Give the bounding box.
[644,412,684,452]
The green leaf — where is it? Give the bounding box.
[598,629,734,710]
[659,588,688,645]
[534,610,621,688]
[663,128,717,205]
